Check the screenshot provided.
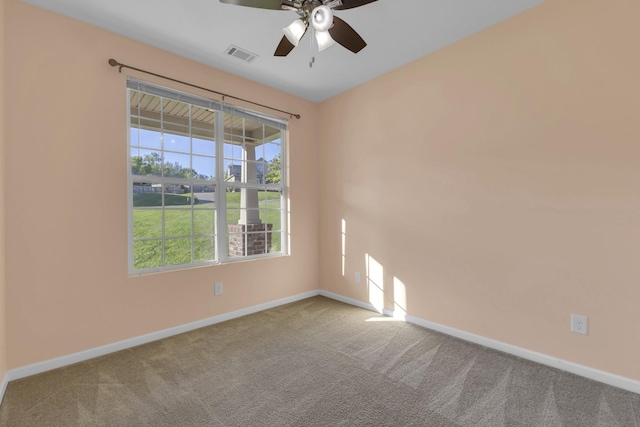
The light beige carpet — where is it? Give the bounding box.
[0,296,638,426]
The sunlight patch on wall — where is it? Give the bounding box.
[341,219,346,276]
[287,196,292,253]
[393,276,407,320]
[366,253,384,313]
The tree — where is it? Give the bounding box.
[131,152,211,180]
[265,154,281,184]
[131,152,162,176]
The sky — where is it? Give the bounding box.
[130,128,282,179]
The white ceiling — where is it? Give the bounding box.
[22,0,546,102]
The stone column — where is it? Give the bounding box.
[240,143,261,225]
[228,142,272,257]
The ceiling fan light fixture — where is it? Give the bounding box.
[315,30,336,52]
[283,19,307,46]
[311,5,333,32]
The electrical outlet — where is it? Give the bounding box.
[214,282,223,296]
[571,314,588,335]
[355,272,361,283]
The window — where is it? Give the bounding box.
[127,79,287,274]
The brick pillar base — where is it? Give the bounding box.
[228,224,273,257]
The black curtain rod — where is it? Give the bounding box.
[108,58,301,120]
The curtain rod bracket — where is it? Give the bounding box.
[107,58,301,120]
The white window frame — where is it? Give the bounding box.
[127,79,288,275]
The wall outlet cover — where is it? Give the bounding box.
[571,314,588,335]
[214,282,223,296]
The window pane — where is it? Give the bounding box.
[131,150,162,177]
[227,231,243,258]
[225,141,243,161]
[192,106,215,132]
[258,190,280,209]
[164,184,193,207]
[133,210,162,239]
[193,185,215,207]
[224,161,243,184]
[245,143,261,161]
[263,149,281,185]
[130,127,140,148]
[129,89,141,116]
[244,161,262,185]
[164,238,192,266]
[139,129,162,150]
[223,158,266,185]
[134,240,163,270]
[165,210,191,238]
[247,232,267,256]
[193,137,215,156]
[164,133,190,154]
[263,209,282,232]
[227,209,240,226]
[244,119,264,142]
[163,152,191,178]
[194,237,215,262]
[265,125,280,140]
[194,209,215,236]
[224,113,243,137]
[256,157,268,178]
[226,189,280,225]
[227,230,272,258]
[226,190,260,224]
[133,182,163,207]
[163,99,190,126]
[192,155,215,181]
[263,141,281,158]
[269,230,281,253]
[133,91,161,115]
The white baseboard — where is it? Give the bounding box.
[320,291,640,395]
[319,290,381,313]
[0,374,8,406]
[5,290,320,383]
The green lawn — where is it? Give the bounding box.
[133,192,199,207]
[133,191,282,270]
[224,191,280,204]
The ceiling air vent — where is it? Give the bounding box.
[225,45,259,63]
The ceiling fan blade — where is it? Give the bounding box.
[328,16,366,53]
[219,0,288,10]
[274,35,296,56]
[333,0,378,10]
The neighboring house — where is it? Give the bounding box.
[256,157,268,177]
[225,162,265,184]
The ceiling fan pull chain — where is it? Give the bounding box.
[309,27,315,68]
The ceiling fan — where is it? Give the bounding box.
[219,0,378,57]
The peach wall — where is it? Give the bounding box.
[319,0,640,380]
[4,0,319,368]
[0,0,7,383]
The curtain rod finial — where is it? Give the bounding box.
[108,58,124,73]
